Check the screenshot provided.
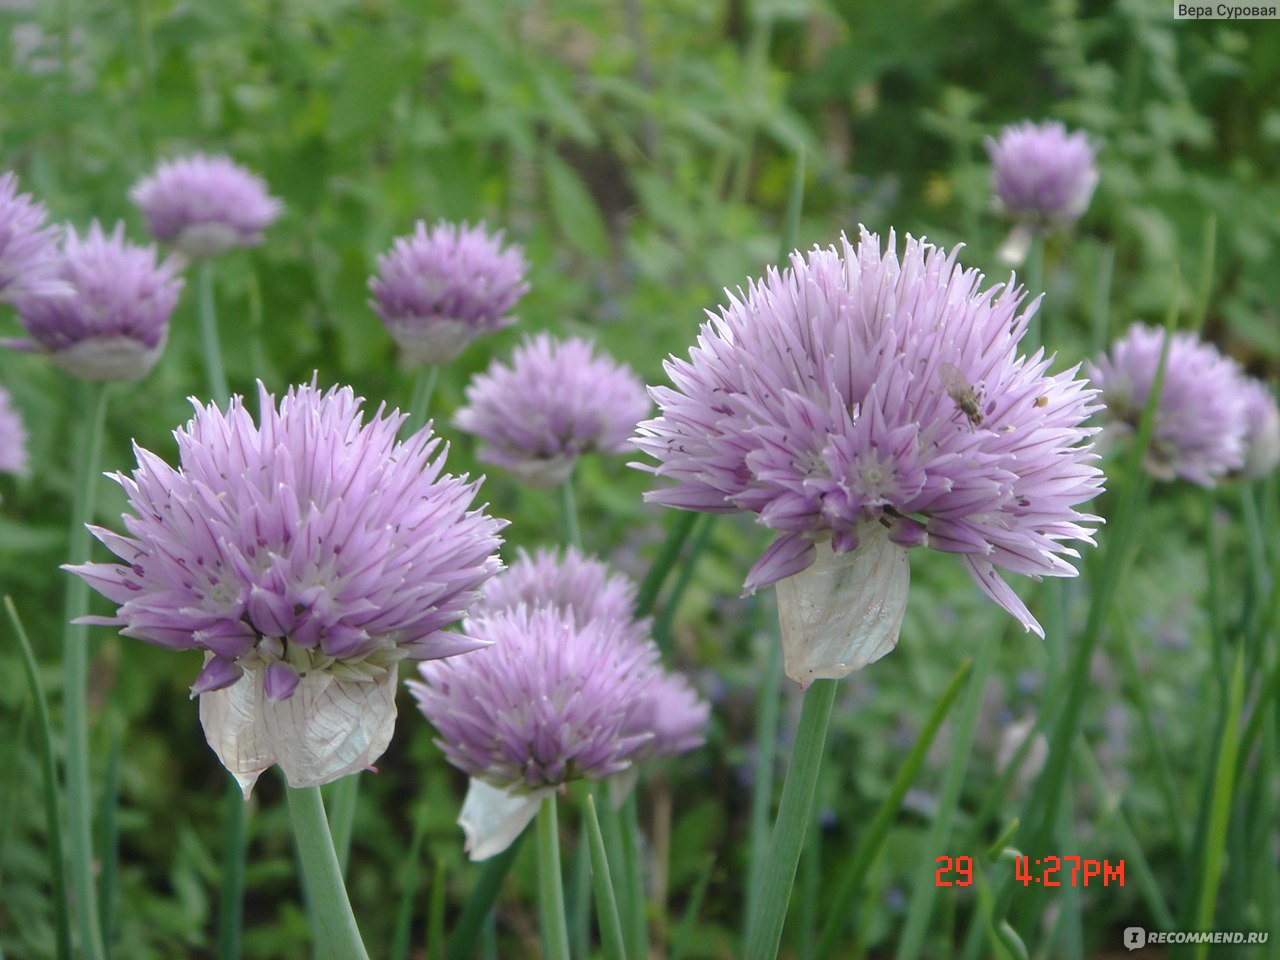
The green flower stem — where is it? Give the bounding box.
[536,794,571,960]
[197,260,230,408]
[284,784,370,960]
[654,513,715,650]
[64,379,110,960]
[1024,233,1045,350]
[7,597,73,960]
[744,677,838,960]
[404,365,439,438]
[216,779,245,960]
[559,475,582,551]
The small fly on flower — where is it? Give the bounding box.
[939,362,984,428]
[1034,394,1050,408]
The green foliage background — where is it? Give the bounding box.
[1,0,1278,957]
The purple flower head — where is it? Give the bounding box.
[1087,323,1249,486]
[0,171,63,303]
[456,333,651,488]
[130,153,283,260]
[480,546,708,764]
[65,380,506,795]
[369,220,530,366]
[411,602,680,859]
[5,221,183,382]
[634,228,1104,684]
[1238,378,1280,479]
[411,606,656,791]
[481,545,639,628]
[624,669,710,760]
[0,384,29,476]
[986,121,1098,228]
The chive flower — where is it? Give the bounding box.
[4,221,182,381]
[410,547,708,859]
[0,170,63,303]
[1088,323,1249,486]
[986,120,1098,263]
[455,333,650,488]
[66,381,505,795]
[0,384,28,476]
[369,220,529,366]
[634,228,1104,685]
[130,153,283,260]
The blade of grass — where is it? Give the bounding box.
[6,597,73,960]
[429,857,447,960]
[634,512,698,619]
[388,801,430,960]
[1189,647,1246,960]
[895,630,999,960]
[668,855,715,960]
[1112,606,1187,856]
[443,832,526,960]
[97,727,121,958]
[584,795,628,960]
[619,792,648,960]
[1017,294,1176,866]
[815,657,972,960]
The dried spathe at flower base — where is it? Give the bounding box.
[635,228,1105,686]
[0,171,64,303]
[0,383,28,476]
[986,120,1098,264]
[411,547,709,859]
[455,333,651,488]
[4,221,183,381]
[1088,323,1250,487]
[130,153,283,260]
[65,381,505,797]
[369,220,530,366]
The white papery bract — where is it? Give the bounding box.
[0,383,28,476]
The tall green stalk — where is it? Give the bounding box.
[536,794,571,960]
[284,784,370,960]
[7,598,73,960]
[63,380,110,960]
[404,365,439,437]
[744,678,838,960]
[559,475,582,551]
[197,261,230,408]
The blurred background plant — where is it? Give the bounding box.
[1,0,1277,957]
